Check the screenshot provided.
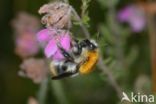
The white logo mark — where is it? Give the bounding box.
[121,92,131,102]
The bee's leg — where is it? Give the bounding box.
[79,39,97,50]
[57,44,74,61]
[79,39,89,47]
[71,39,83,55]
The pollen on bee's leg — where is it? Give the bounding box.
[79,51,99,74]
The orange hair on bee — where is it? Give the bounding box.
[79,50,99,74]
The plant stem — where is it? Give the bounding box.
[37,78,48,104]
[107,0,126,70]
[51,81,69,104]
[71,8,90,38]
[98,56,122,98]
[146,1,156,93]
[63,0,90,38]
[63,0,122,99]
[70,1,122,99]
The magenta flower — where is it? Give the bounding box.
[37,29,53,47]
[15,33,39,58]
[37,28,71,61]
[12,12,41,58]
[118,5,146,32]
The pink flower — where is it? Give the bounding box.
[38,2,71,29]
[37,28,71,61]
[27,97,39,104]
[118,5,146,32]
[12,12,40,35]
[15,33,39,58]
[12,12,41,58]
[19,58,48,84]
[37,29,53,47]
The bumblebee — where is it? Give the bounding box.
[49,39,99,79]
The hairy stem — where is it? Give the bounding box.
[146,1,156,93]
[66,0,122,99]
[37,78,48,104]
[98,57,123,98]
[51,81,69,104]
[63,0,90,38]
[71,8,90,38]
[63,0,122,99]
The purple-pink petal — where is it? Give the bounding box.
[52,50,64,60]
[60,33,71,51]
[15,33,39,57]
[51,33,71,60]
[118,6,132,22]
[44,40,58,58]
[37,29,50,42]
[38,29,72,60]
[129,17,145,32]
[118,5,146,32]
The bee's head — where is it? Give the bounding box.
[80,39,98,51]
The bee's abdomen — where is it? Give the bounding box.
[79,50,99,74]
